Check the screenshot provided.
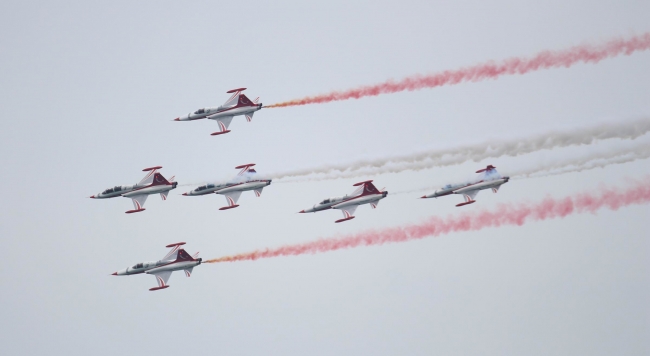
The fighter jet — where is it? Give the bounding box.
[90,166,178,213]
[174,88,262,136]
[299,180,388,223]
[183,163,271,210]
[112,242,201,291]
[421,165,509,207]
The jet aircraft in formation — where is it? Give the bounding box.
[183,163,272,210]
[90,166,177,213]
[174,88,262,136]
[421,165,510,206]
[112,242,201,291]
[105,86,516,291]
[299,180,388,223]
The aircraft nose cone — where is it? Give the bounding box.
[420,195,427,199]
[111,272,117,276]
[90,195,95,199]
[174,117,180,121]
[182,192,188,196]
[298,210,305,213]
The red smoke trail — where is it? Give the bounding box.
[205,179,650,263]
[265,33,650,108]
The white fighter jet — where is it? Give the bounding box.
[299,180,388,223]
[182,163,272,210]
[90,166,178,214]
[112,242,202,291]
[421,165,510,207]
[174,88,263,136]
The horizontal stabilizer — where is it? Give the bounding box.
[254,187,264,197]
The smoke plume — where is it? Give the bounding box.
[265,33,650,108]
[269,118,650,181]
[204,179,650,263]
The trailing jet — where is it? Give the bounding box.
[112,242,201,291]
[421,165,509,207]
[90,166,178,214]
[183,163,271,210]
[174,88,262,136]
[299,180,388,223]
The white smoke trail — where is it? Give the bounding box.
[392,140,650,195]
[507,141,650,179]
[269,118,650,182]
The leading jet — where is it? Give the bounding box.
[421,165,510,207]
[299,180,388,223]
[174,88,262,136]
[90,166,178,213]
[182,163,272,210]
[112,242,202,291]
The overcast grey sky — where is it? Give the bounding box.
[1,0,649,355]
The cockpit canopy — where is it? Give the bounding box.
[194,108,206,115]
[102,186,123,195]
[320,196,345,205]
[131,261,155,269]
[196,183,216,192]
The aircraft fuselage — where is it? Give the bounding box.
[453,177,509,195]
[176,103,262,122]
[184,179,271,196]
[92,182,177,199]
[332,191,387,210]
[424,177,509,199]
[114,258,202,276]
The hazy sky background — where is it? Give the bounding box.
[1,0,649,355]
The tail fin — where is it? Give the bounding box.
[352,180,380,196]
[175,249,194,262]
[151,173,171,186]
[238,94,255,106]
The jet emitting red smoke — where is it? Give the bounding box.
[205,179,650,263]
[265,33,650,108]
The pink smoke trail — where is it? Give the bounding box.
[265,33,650,108]
[205,179,650,263]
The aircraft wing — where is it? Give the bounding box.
[161,243,185,261]
[138,166,162,186]
[222,89,244,107]
[340,205,358,218]
[207,115,233,135]
[130,194,148,210]
[223,191,242,207]
[150,271,172,289]
[461,189,480,202]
